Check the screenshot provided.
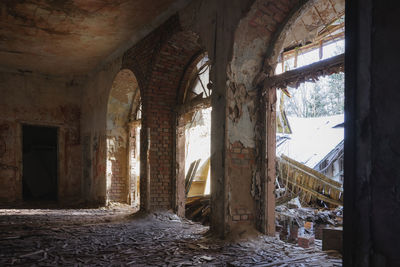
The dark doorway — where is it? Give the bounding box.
[22,125,58,201]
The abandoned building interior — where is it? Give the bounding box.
[1,0,399,266]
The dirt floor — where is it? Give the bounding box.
[0,204,342,266]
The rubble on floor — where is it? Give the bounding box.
[0,207,342,266]
[185,195,210,225]
[275,197,343,252]
[275,152,344,253]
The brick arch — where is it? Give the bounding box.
[141,30,205,210]
[121,15,183,102]
[120,59,146,94]
[106,69,140,203]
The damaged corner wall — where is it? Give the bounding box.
[222,0,344,237]
[345,0,400,265]
[0,71,82,205]
[227,0,301,236]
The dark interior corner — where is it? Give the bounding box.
[22,125,58,202]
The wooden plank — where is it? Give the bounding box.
[280,155,343,189]
[263,53,344,90]
[185,159,201,196]
[185,161,196,192]
[283,178,342,206]
[175,97,211,116]
[265,86,276,235]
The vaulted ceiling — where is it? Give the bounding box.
[0,0,188,76]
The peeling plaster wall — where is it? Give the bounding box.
[183,0,322,236]
[0,71,82,205]
[81,58,122,205]
[226,0,301,235]
[224,0,342,235]
[180,0,259,237]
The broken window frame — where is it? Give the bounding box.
[277,14,345,74]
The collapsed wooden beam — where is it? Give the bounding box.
[175,97,211,115]
[281,155,342,189]
[263,53,344,90]
[277,154,343,206]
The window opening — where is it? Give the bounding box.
[273,10,344,247]
[180,55,212,225]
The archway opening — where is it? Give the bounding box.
[269,0,345,251]
[106,69,141,208]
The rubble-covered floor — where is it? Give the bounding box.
[0,205,342,266]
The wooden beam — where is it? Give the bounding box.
[281,155,343,189]
[264,53,344,90]
[175,97,211,115]
[264,88,276,236]
[282,26,344,60]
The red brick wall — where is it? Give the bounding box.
[108,159,126,202]
[228,141,257,224]
[145,31,203,210]
[122,16,204,210]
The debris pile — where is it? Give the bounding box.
[0,208,342,266]
[275,197,343,250]
[277,155,343,207]
[185,195,210,225]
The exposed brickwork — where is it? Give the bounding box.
[232,206,254,222]
[119,0,300,214]
[145,31,203,210]
[227,141,257,225]
[122,16,204,210]
[108,160,126,202]
[229,141,256,168]
[122,15,182,90]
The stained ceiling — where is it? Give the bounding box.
[0,0,188,76]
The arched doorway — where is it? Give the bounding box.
[106,69,141,207]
